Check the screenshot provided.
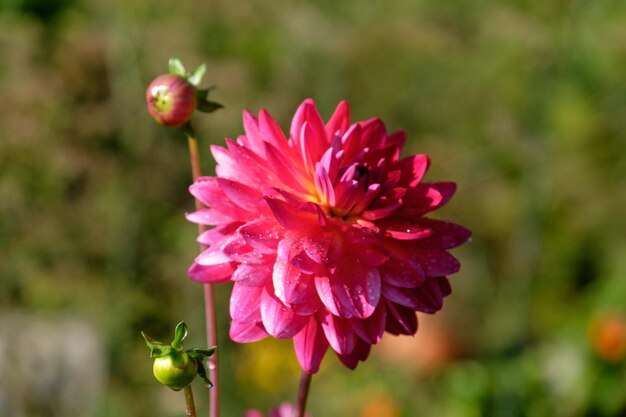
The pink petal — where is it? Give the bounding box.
[336,337,371,370]
[402,182,457,216]
[293,315,329,373]
[381,169,402,191]
[191,242,236,276]
[264,197,315,231]
[210,144,238,179]
[314,275,340,316]
[214,139,276,188]
[196,223,241,246]
[188,261,234,283]
[385,301,418,335]
[298,122,316,175]
[331,265,381,319]
[351,304,387,345]
[318,137,343,183]
[289,293,322,316]
[333,180,364,215]
[350,183,381,215]
[258,109,289,151]
[300,202,329,229]
[438,276,452,297]
[397,154,430,187]
[303,234,332,266]
[354,245,389,267]
[240,110,267,157]
[271,403,307,417]
[386,129,406,161]
[217,178,263,213]
[418,218,472,249]
[260,288,308,338]
[232,263,271,286]
[416,248,460,276]
[290,99,327,152]
[361,200,402,221]
[325,100,350,138]
[221,236,259,264]
[230,320,268,343]
[230,282,263,322]
[238,218,282,254]
[185,208,234,226]
[313,164,336,207]
[302,111,328,161]
[290,250,320,274]
[359,118,386,151]
[273,241,312,306]
[290,99,313,142]
[340,124,363,162]
[190,177,254,221]
[381,284,419,309]
[263,142,311,194]
[278,237,317,277]
[244,411,264,417]
[320,310,356,355]
[380,257,425,288]
[414,277,452,314]
[376,218,432,240]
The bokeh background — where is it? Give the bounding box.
[1,0,625,416]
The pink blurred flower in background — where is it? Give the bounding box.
[244,402,309,417]
[187,99,470,373]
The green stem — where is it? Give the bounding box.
[184,385,197,417]
[296,371,313,417]
[186,125,220,417]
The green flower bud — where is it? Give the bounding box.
[152,350,198,391]
[141,321,216,391]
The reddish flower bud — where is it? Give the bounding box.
[146,74,197,127]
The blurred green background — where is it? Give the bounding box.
[1,0,625,416]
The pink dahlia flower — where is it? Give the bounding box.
[187,99,471,373]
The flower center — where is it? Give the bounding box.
[321,162,378,219]
[150,85,174,114]
[354,164,370,180]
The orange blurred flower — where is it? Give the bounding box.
[359,392,399,417]
[589,314,626,362]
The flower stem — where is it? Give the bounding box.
[186,125,219,417]
[296,371,313,417]
[184,385,197,417]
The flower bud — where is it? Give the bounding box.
[152,350,198,391]
[142,321,216,391]
[146,74,197,127]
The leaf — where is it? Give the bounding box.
[168,57,186,76]
[196,361,213,389]
[196,86,216,98]
[187,64,206,87]
[141,331,172,358]
[187,346,217,360]
[171,321,188,349]
[197,99,223,113]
